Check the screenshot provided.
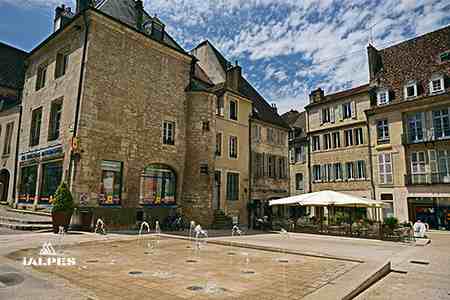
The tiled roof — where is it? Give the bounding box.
[0,42,27,90]
[95,0,185,52]
[324,84,369,101]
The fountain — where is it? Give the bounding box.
[138,221,151,237]
[94,218,106,235]
[278,228,290,263]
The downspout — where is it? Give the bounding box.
[248,117,253,228]
[365,110,376,200]
[69,10,90,189]
[306,110,312,193]
[11,87,24,207]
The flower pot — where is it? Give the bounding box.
[52,211,73,233]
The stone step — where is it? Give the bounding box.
[0,221,53,231]
[0,216,52,225]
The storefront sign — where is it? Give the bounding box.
[20,145,63,162]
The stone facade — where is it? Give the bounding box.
[306,85,373,199]
[366,25,450,227]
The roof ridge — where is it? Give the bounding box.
[0,41,28,54]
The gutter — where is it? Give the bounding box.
[364,110,376,200]
[68,10,90,188]
[11,89,23,206]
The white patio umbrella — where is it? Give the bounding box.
[269,190,384,207]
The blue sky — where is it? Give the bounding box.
[1,0,449,113]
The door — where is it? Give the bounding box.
[0,169,10,202]
[213,171,221,210]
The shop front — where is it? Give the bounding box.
[408,197,450,230]
[17,145,64,207]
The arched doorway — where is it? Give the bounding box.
[139,164,176,206]
[0,169,10,202]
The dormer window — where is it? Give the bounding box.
[404,81,417,99]
[377,89,389,106]
[430,75,444,94]
[440,51,450,63]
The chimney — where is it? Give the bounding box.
[76,0,93,14]
[367,44,382,80]
[54,4,74,32]
[135,0,144,31]
[309,88,325,103]
[226,61,241,91]
[271,103,278,112]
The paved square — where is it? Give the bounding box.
[9,237,359,299]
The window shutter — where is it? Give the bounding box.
[338,105,343,121]
[429,150,437,173]
[319,109,323,125]
[330,106,335,123]
[342,163,347,180]
[351,101,357,119]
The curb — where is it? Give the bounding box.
[4,206,51,217]
[0,216,51,225]
[0,222,53,231]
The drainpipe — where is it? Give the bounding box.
[306,110,312,193]
[68,10,90,189]
[248,117,253,229]
[11,87,24,207]
[365,110,376,200]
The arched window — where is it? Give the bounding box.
[139,164,176,206]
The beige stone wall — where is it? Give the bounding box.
[308,92,373,197]
[73,12,192,210]
[17,17,85,206]
[0,106,20,204]
[251,119,289,201]
[214,92,251,225]
[183,91,217,226]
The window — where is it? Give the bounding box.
[278,131,286,145]
[408,112,424,142]
[55,52,69,78]
[30,107,42,146]
[377,89,389,105]
[379,153,393,184]
[48,99,63,141]
[99,161,123,205]
[226,172,239,201]
[229,99,238,120]
[252,125,261,143]
[322,107,331,123]
[430,75,444,94]
[256,152,264,177]
[139,164,176,206]
[267,128,274,144]
[3,122,14,156]
[345,162,355,180]
[18,165,38,202]
[325,164,333,182]
[437,150,450,178]
[35,65,47,91]
[215,132,222,156]
[433,108,450,139]
[313,165,321,182]
[356,160,366,179]
[216,96,224,116]
[323,133,332,150]
[295,145,306,163]
[229,136,238,158]
[411,152,426,184]
[278,157,287,179]
[40,161,63,205]
[344,129,353,147]
[312,136,320,151]
[268,155,275,178]
[334,163,343,180]
[162,121,175,145]
[342,103,352,119]
[295,173,304,191]
[377,119,390,143]
[404,81,417,99]
[332,132,341,148]
[354,128,364,145]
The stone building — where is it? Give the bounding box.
[282,110,309,196]
[366,25,450,229]
[16,0,220,227]
[192,41,290,228]
[0,42,27,205]
[305,85,374,200]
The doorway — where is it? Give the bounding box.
[213,171,221,210]
[0,169,10,202]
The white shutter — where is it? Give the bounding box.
[351,101,357,119]
[330,106,335,123]
[319,109,323,125]
[429,149,437,173]
[338,105,343,121]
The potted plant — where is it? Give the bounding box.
[51,182,74,233]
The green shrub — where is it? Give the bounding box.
[52,182,74,214]
[384,216,398,229]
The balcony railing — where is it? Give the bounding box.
[402,127,450,145]
[405,173,450,185]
